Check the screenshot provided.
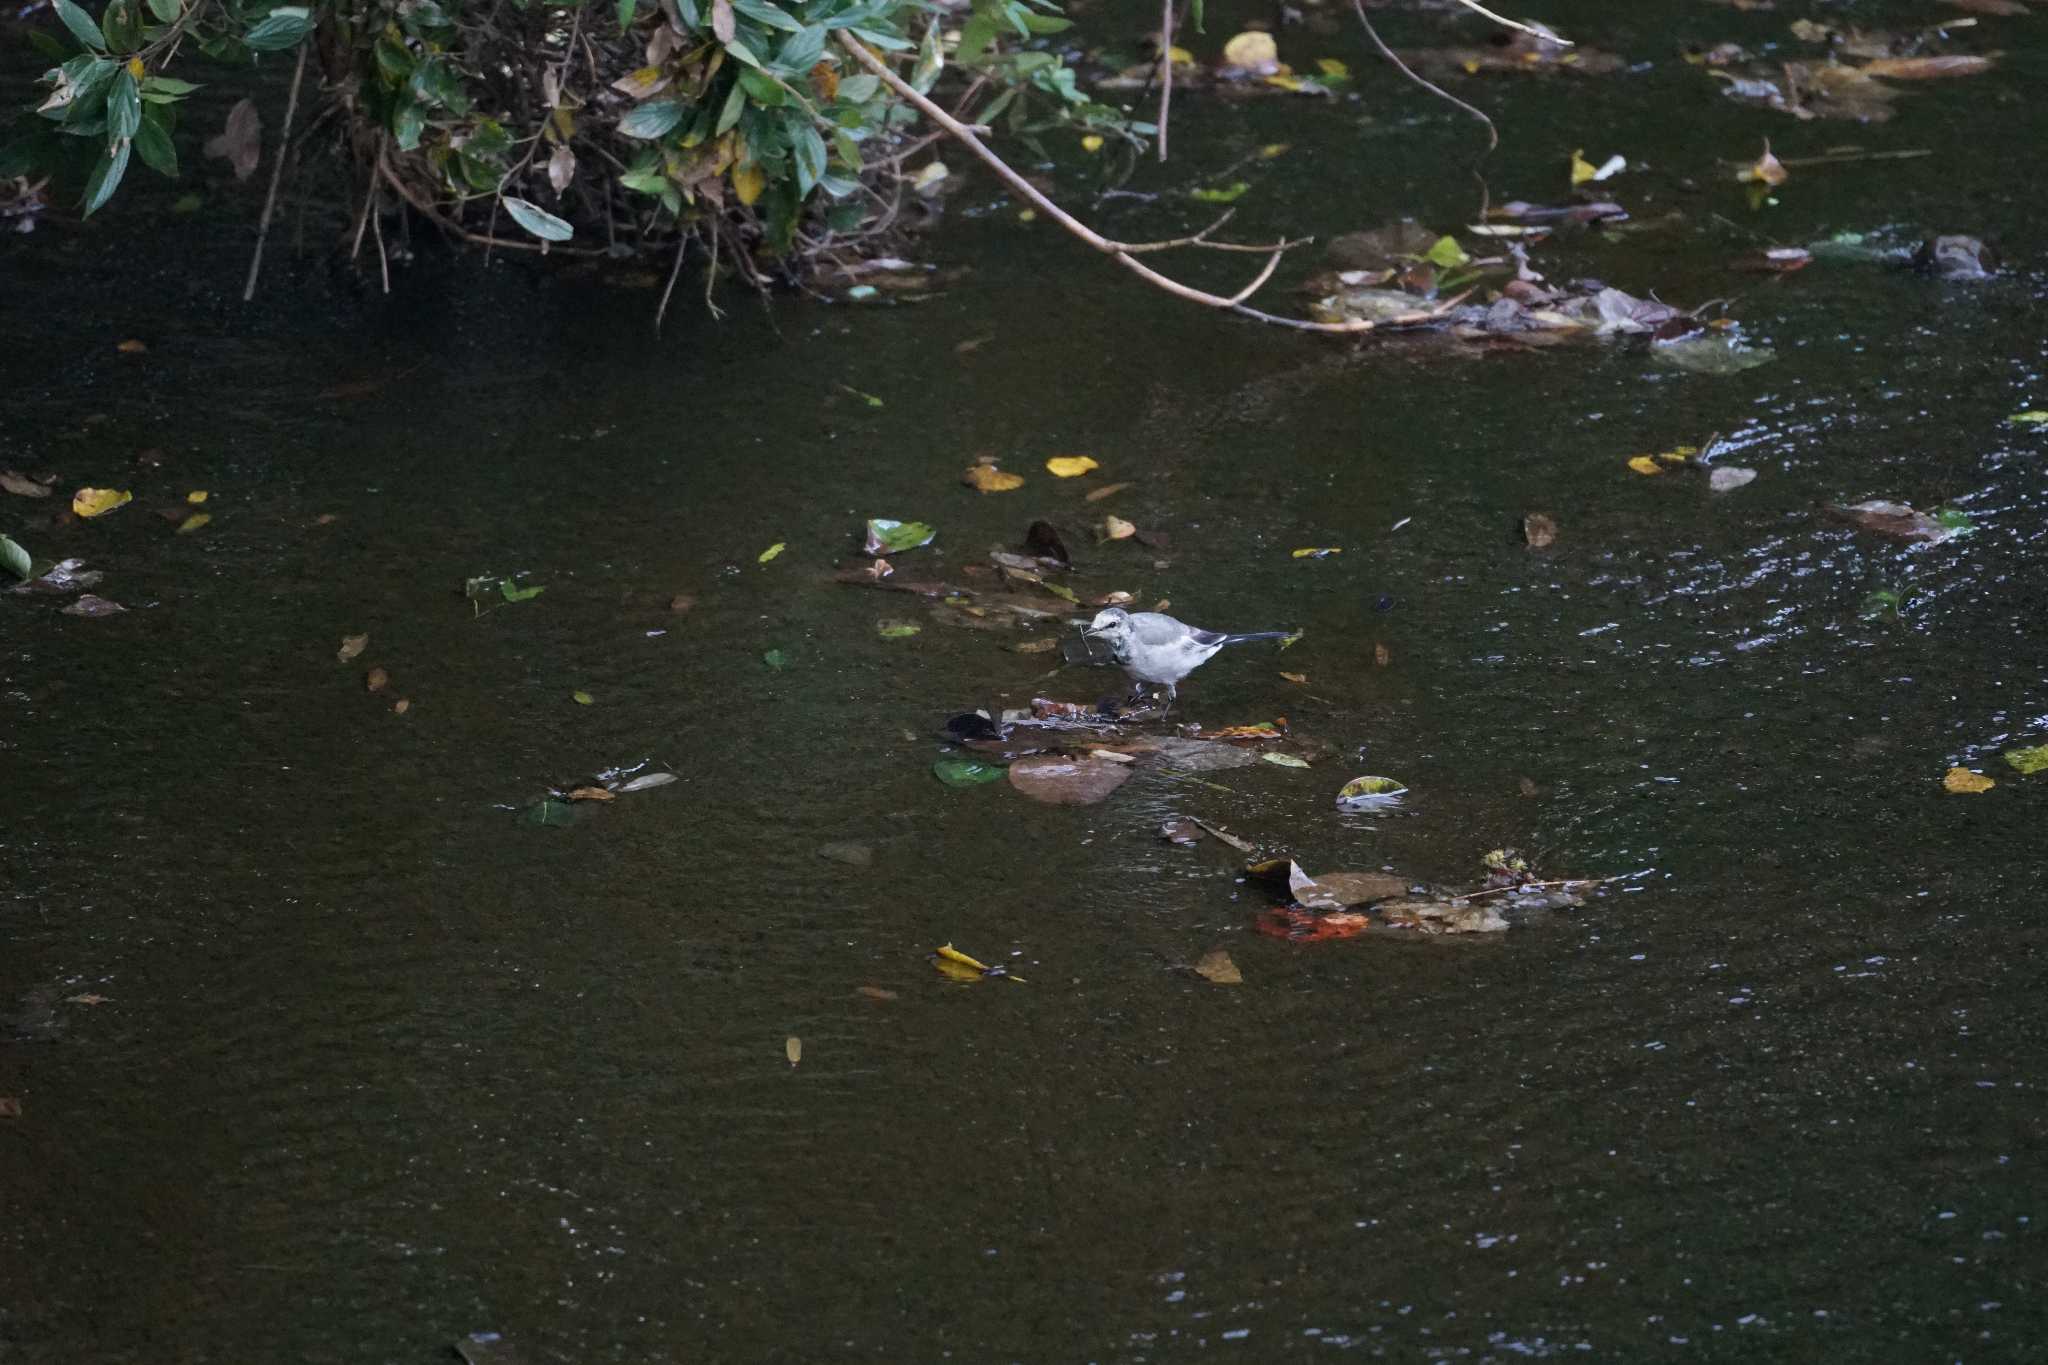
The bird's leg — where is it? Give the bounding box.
[1158,683,1177,718]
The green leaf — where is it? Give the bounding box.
[502,196,573,241]
[791,122,825,196]
[1932,506,1974,534]
[616,0,635,28]
[100,0,138,52]
[910,19,942,92]
[847,26,910,50]
[81,136,129,215]
[1019,12,1069,32]
[572,689,595,705]
[500,580,545,602]
[730,0,802,30]
[243,9,313,50]
[1189,181,1248,204]
[392,100,424,150]
[144,0,180,23]
[863,518,934,553]
[762,648,791,669]
[2005,744,2048,775]
[106,67,139,142]
[141,74,200,95]
[52,0,107,50]
[133,105,176,174]
[932,756,1006,787]
[737,68,784,106]
[0,533,30,582]
[772,23,824,74]
[877,620,921,638]
[618,97,683,138]
[955,13,997,65]
[1422,234,1469,269]
[724,36,763,67]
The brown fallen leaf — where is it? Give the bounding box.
[1279,671,1308,684]
[337,633,369,663]
[1161,819,1203,845]
[392,698,412,715]
[65,993,110,1005]
[963,462,1025,493]
[1192,949,1243,985]
[1008,754,1132,804]
[1943,766,1994,794]
[1523,513,1558,547]
[1084,481,1134,503]
[1010,637,1060,653]
[115,338,147,354]
[856,985,899,1001]
[566,786,617,802]
[1861,54,1995,79]
[62,594,126,617]
[1299,870,1411,907]
[669,593,697,613]
[0,1097,21,1119]
[313,513,340,526]
[1373,642,1391,666]
[1100,516,1136,541]
[1518,776,1540,797]
[1827,500,1956,542]
[785,1036,802,1066]
[1,470,52,498]
[365,666,390,693]
[204,98,263,180]
[1738,139,1789,186]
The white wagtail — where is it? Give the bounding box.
[1081,607,1295,710]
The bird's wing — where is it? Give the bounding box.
[1127,613,1211,648]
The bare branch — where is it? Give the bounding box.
[838,35,1389,333]
[1447,0,1569,45]
[1351,0,1497,152]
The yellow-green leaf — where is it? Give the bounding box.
[572,690,595,705]
[2004,745,2048,775]
[758,542,786,563]
[1045,455,1099,478]
[72,487,132,517]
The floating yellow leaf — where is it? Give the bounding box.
[963,463,1024,492]
[1168,45,1194,64]
[1943,767,1994,794]
[1017,208,1037,223]
[1222,30,1278,67]
[186,490,208,504]
[758,542,786,563]
[572,690,594,705]
[1280,671,1308,684]
[1291,547,1341,558]
[1260,143,1289,158]
[1570,148,1596,185]
[1738,139,1788,186]
[1045,455,1099,477]
[72,487,132,517]
[337,633,369,663]
[1316,57,1350,79]
[1627,456,1665,476]
[1192,949,1243,985]
[1080,134,1104,153]
[175,512,211,535]
[733,161,766,206]
[936,943,990,972]
[1101,515,1136,541]
[1571,150,1625,185]
[566,785,615,801]
[785,1036,802,1066]
[2005,744,2048,775]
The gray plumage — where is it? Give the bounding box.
[1081,606,1293,706]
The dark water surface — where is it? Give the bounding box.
[5,1,2048,1359]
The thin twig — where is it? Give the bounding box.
[1447,0,1568,44]
[1351,0,1497,152]
[1156,0,1174,162]
[242,42,310,302]
[1458,875,1619,902]
[656,230,688,331]
[371,181,390,293]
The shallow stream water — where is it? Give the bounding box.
[5,0,2048,1359]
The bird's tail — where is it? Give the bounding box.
[1220,630,1297,646]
